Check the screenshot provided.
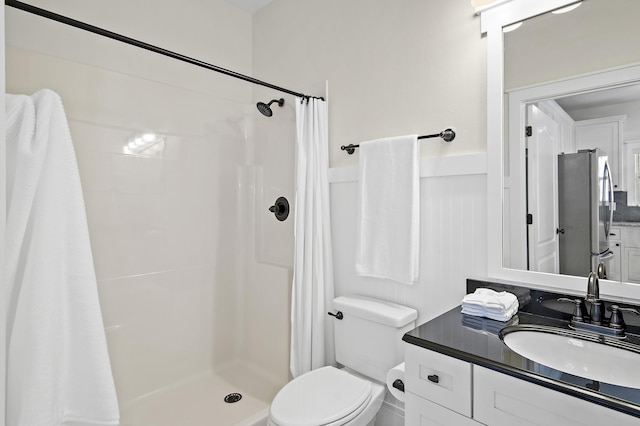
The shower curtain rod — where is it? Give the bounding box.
[340,128,456,155]
[5,0,320,100]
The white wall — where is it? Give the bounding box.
[252,4,488,422]
[0,3,6,425]
[251,0,489,329]
[329,157,488,326]
[253,0,487,168]
[504,0,640,90]
[6,0,291,416]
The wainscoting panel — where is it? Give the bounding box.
[329,157,488,326]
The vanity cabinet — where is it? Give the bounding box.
[405,344,639,426]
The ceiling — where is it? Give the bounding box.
[556,83,640,115]
[223,0,272,14]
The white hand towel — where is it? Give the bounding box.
[355,135,419,285]
[6,90,120,426]
[461,288,519,322]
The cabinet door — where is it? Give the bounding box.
[405,392,481,426]
[625,247,640,283]
[474,366,638,426]
[575,118,622,189]
[608,242,622,281]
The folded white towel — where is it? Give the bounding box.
[6,90,120,426]
[461,288,519,322]
[461,305,518,322]
[355,135,419,285]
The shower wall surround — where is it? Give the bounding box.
[6,0,292,418]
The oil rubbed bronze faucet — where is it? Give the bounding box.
[558,272,640,336]
[585,272,603,325]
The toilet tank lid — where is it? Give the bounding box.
[333,295,417,327]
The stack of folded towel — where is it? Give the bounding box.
[487,285,531,309]
[461,288,519,322]
[461,313,519,335]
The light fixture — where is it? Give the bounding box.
[503,21,523,33]
[470,0,497,6]
[552,1,582,14]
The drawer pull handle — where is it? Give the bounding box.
[427,374,440,383]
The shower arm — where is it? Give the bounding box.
[340,128,456,155]
[5,0,323,101]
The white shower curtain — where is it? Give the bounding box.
[290,97,334,378]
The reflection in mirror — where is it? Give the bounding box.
[628,142,640,206]
[502,0,640,287]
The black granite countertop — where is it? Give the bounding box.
[402,280,640,418]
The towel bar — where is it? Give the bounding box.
[340,128,455,155]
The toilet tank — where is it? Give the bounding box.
[332,295,417,382]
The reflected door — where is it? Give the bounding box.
[527,105,560,273]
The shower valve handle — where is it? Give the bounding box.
[268,197,290,221]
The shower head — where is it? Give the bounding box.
[257,98,284,117]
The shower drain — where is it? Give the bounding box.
[224,393,242,403]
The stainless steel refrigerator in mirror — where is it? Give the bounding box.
[558,149,614,277]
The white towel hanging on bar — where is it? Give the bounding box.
[355,134,420,285]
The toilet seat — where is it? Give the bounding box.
[269,366,373,426]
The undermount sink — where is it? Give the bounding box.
[500,325,640,388]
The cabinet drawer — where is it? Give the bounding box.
[405,392,481,426]
[609,226,621,241]
[404,344,472,417]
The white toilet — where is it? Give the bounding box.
[268,295,417,426]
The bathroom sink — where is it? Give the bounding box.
[500,325,640,388]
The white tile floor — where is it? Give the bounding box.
[120,361,281,426]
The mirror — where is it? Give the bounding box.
[481,0,640,301]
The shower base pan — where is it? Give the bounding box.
[120,362,280,426]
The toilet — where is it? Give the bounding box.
[268,295,418,426]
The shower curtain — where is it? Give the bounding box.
[290,97,334,378]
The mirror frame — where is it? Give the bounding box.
[480,0,640,303]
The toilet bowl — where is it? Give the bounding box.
[267,366,385,426]
[268,295,417,426]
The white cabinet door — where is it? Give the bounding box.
[405,392,482,426]
[621,226,640,283]
[574,117,623,190]
[625,247,640,283]
[608,241,622,281]
[474,366,638,426]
